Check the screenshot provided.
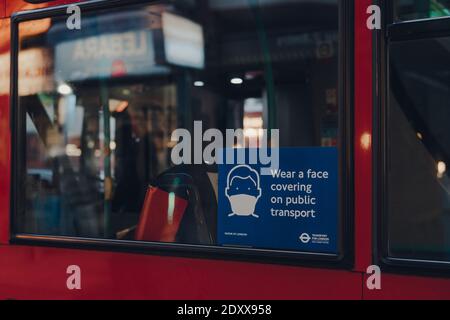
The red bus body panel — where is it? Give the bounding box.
[0,16,10,246]
[353,0,373,273]
[0,0,449,300]
[364,274,450,300]
[1,1,5,18]
[0,245,362,300]
[5,0,83,15]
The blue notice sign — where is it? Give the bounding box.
[218,148,338,254]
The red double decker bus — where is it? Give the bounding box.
[0,0,450,300]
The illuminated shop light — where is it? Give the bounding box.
[109,99,129,113]
[438,161,447,178]
[360,132,372,151]
[57,83,73,95]
[230,77,243,85]
[65,144,82,157]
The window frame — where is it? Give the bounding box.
[10,0,355,268]
[375,0,450,275]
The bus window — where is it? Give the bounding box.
[394,0,450,21]
[387,35,450,262]
[13,0,346,258]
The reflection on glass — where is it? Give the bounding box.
[17,1,340,251]
[388,36,450,261]
[394,0,450,21]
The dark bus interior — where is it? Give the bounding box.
[16,0,340,245]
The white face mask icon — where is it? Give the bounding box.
[228,194,259,217]
[225,165,262,218]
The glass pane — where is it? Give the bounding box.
[394,0,450,21]
[388,36,450,261]
[16,0,341,254]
